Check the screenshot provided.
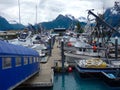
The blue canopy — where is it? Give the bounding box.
[0,40,39,56]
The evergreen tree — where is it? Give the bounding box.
[76,22,84,33]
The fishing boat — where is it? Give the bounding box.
[64,36,105,67]
[75,58,120,78]
[64,33,105,57]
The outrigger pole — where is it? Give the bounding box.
[88,10,120,41]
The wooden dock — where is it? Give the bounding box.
[18,40,61,88]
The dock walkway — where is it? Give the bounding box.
[20,40,61,88]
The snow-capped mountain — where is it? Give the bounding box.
[104,2,120,27]
[65,14,76,20]
[65,14,87,22]
[78,17,87,22]
[111,2,120,15]
[0,14,87,31]
[40,14,87,30]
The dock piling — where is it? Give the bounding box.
[61,39,65,72]
[115,36,118,60]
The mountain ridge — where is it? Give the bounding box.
[0,4,120,31]
[40,14,87,30]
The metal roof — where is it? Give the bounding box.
[0,40,39,56]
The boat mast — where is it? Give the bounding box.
[35,4,37,24]
[35,0,39,24]
[18,0,21,24]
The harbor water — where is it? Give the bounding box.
[52,70,120,90]
[19,70,120,90]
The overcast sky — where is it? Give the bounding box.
[0,0,119,25]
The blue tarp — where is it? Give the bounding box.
[0,40,39,56]
[108,74,116,79]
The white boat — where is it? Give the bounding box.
[9,31,33,47]
[31,43,47,57]
[74,40,104,57]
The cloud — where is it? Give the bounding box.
[0,0,118,25]
[0,0,17,8]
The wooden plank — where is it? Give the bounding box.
[19,40,61,88]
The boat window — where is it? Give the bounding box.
[34,57,36,63]
[16,57,21,67]
[29,57,33,64]
[79,48,82,51]
[2,57,11,69]
[35,57,37,62]
[36,57,38,62]
[19,33,28,39]
[37,57,39,62]
[24,57,28,65]
[83,48,86,52]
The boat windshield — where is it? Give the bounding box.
[19,33,28,39]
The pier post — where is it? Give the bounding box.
[49,38,52,56]
[115,36,118,60]
[62,72,65,88]
[61,39,65,72]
